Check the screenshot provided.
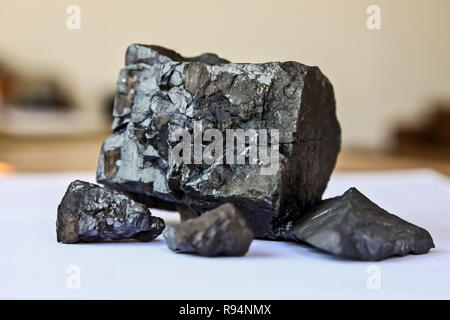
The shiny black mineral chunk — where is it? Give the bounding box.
[56,180,165,243]
[97,44,341,239]
[285,188,435,261]
[164,203,253,256]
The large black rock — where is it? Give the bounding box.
[56,180,165,243]
[164,203,253,256]
[97,44,341,238]
[285,188,435,260]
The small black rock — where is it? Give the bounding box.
[164,203,254,256]
[285,188,435,261]
[56,180,165,243]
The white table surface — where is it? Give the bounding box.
[0,169,449,299]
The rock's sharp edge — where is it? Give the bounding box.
[285,188,435,261]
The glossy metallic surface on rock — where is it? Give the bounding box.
[56,180,165,243]
[286,188,435,261]
[164,203,253,256]
[97,44,341,238]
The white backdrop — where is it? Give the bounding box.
[0,169,449,299]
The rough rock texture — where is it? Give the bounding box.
[164,203,253,256]
[285,188,435,261]
[97,44,341,238]
[57,180,165,243]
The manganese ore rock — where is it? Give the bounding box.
[56,180,165,243]
[97,44,341,239]
[285,188,435,261]
[164,203,253,256]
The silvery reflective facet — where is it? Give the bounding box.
[97,44,341,238]
[57,180,165,243]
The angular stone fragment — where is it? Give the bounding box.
[285,188,435,261]
[164,203,253,256]
[56,180,165,243]
[97,44,341,239]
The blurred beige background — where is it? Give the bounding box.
[0,0,449,174]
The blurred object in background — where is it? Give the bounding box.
[0,161,14,175]
[0,59,16,109]
[0,56,108,137]
[393,100,450,160]
[0,57,110,173]
[11,78,72,111]
[336,100,450,176]
[102,93,115,124]
[0,108,106,136]
[0,57,73,111]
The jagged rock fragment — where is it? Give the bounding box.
[97,44,341,238]
[56,180,165,243]
[285,188,435,261]
[164,203,253,256]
